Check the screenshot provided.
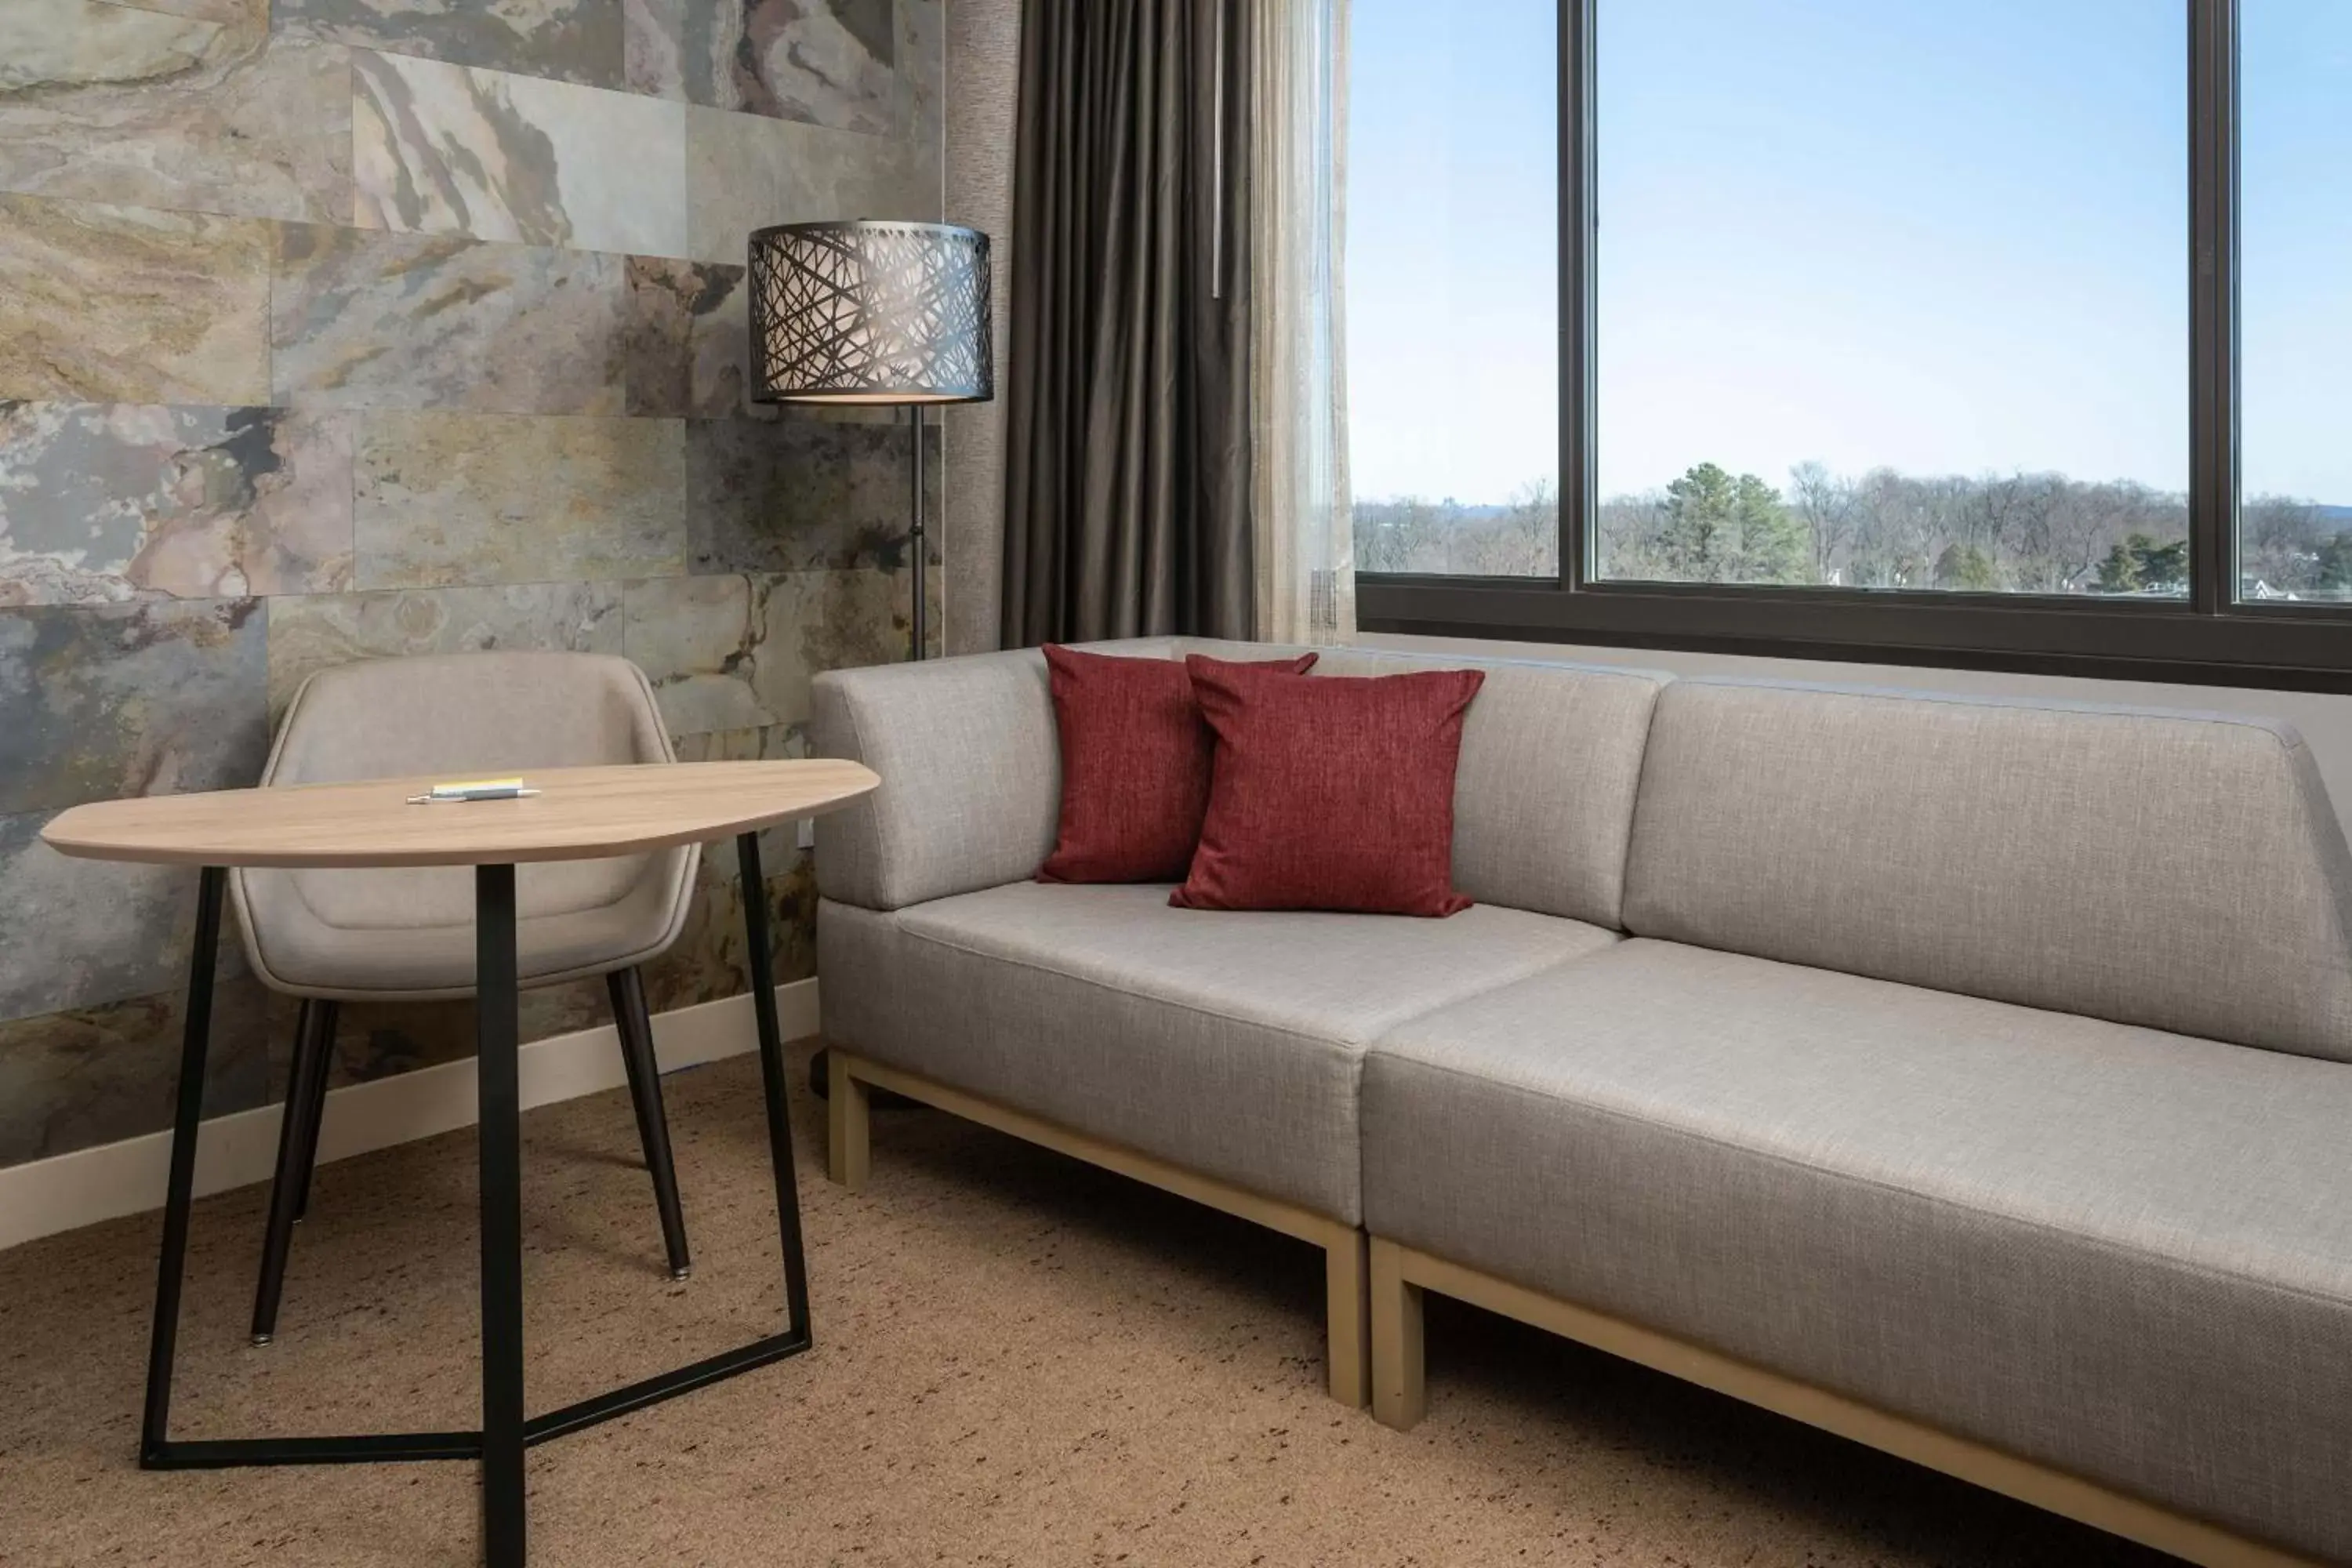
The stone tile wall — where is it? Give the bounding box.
[0,0,945,1171]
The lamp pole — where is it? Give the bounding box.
[910,405,926,660]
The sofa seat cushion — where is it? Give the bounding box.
[819,881,1620,1223]
[1362,938,2352,1562]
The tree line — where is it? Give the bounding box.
[1354,463,2351,600]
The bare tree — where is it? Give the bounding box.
[1370,463,2220,601]
[1786,461,1850,584]
[2241,494,2325,596]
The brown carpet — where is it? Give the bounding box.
[0,1039,2179,1567]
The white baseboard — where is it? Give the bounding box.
[0,978,818,1254]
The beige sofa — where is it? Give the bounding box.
[812,638,2352,1568]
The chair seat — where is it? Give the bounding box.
[1362,938,2352,1563]
[237,855,696,1000]
[818,880,1621,1223]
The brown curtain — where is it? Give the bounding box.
[1002,0,1254,646]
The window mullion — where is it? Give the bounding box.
[1560,0,1597,593]
[2188,0,2241,615]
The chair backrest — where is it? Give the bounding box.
[265,652,674,787]
[1623,677,2352,1061]
[244,652,684,939]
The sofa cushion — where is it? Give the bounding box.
[1040,644,1318,884]
[1362,939,2352,1562]
[819,881,1618,1222]
[1303,648,1668,929]
[1174,659,1485,916]
[1624,679,2352,1060]
[812,640,1177,911]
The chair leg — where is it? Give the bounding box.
[290,1000,338,1224]
[608,967,691,1279]
[251,999,334,1347]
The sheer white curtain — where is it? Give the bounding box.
[1250,0,1355,645]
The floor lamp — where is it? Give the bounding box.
[748,220,994,1099]
[748,220,995,663]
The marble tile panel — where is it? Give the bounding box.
[0,194,270,405]
[93,0,255,19]
[621,256,774,419]
[271,224,629,416]
[0,597,269,813]
[684,412,942,574]
[621,566,915,739]
[0,2,350,225]
[352,48,688,257]
[620,0,685,100]
[0,970,273,1166]
[629,0,899,134]
[0,403,354,606]
[265,579,623,717]
[827,554,938,660]
[684,103,937,264]
[274,0,625,92]
[903,0,942,153]
[0,808,249,1022]
[353,412,686,590]
[4,0,241,94]
[641,837,816,1014]
[621,572,793,737]
[670,717,806,764]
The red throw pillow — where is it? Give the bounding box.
[1039,644,1319,884]
[1173,659,1485,916]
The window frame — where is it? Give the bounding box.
[1356,0,2352,693]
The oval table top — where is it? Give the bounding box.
[38,760,880,869]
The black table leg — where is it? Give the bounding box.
[140,865,226,1465]
[738,830,813,1337]
[476,864,526,1567]
[131,844,815,1561]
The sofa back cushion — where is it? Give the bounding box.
[1291,648,1668,928]
[1624,679,2352,1060]
[814,641,1178,909]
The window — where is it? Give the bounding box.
[1595,1,2187,598]
[1347,0,1557,576]
[2240,0,2352,603]
[1352,0,2352,691]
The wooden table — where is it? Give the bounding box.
[42,760,880,1568]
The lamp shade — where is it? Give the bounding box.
[747,220,993,405]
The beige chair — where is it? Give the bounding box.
[231,652,700,1345]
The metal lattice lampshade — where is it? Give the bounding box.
[747,220,993,405]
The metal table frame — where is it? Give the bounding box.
[137,833,811,1566]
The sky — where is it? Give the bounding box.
[1345,0,2351,507]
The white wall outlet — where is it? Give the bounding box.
[796,817,816,851]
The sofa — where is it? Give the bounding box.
[811,637,2352,1568]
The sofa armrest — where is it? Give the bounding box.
[811,648,1066,911]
